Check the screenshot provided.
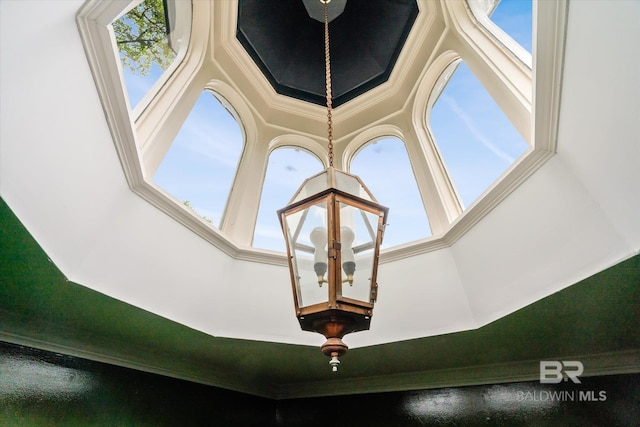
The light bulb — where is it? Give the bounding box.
[341,226,355,284]
[310,226,327,286]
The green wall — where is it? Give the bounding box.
[278,374,640,426]
[2,341,639,426]
[0,341,275,426]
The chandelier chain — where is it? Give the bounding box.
[323,1,334,167]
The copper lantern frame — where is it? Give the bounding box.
[278,166,388,370]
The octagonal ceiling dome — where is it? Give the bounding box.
[236,0,419,107]
[47,0,603,353]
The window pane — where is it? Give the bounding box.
[429,61,528,208]
[112,0,187,109]
[338,202,378,304]
[253,147,324,251]
[153,91,244,228]
[283,200,329,308]
[490,0,533,53]
[350,137,431,248]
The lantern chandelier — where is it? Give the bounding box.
[278,0,389,372]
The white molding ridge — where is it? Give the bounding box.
[274,349,640,399]
[3,330,637,401]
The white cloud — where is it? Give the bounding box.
[442,95,515,164]
[176,120,243,169]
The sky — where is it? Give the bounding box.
[118,0,533,253]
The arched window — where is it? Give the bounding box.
[153,90,244,228]
[350,137,431,248]
[467,0,533,61]
[112,0,190,110]
[489,0,533,53]
[253,147,324,252]
[429,60,528,208]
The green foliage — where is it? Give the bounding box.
[183,200,213,224]
[112,0,176,76]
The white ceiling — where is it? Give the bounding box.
[1,0,639,351]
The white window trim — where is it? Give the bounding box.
[76,0,567,266]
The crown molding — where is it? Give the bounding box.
[4,330,636,401]
[0,331,277,399]
[274,349,640,399]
